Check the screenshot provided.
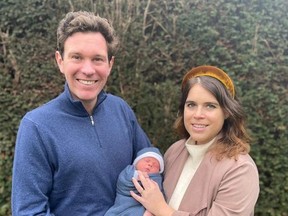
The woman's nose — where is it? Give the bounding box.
[194,107,204,118]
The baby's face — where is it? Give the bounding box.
[136,157,160,173]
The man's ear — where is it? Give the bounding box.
[107,56,114,76]
[55,51,64,74]
[109,56,114,68]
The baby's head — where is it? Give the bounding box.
[133,147,164,174]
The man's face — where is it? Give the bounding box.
[55,32,114,113]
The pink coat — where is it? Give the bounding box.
[163,139,259,216]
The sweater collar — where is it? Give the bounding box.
[63,82,107,115]
[185,137,215,160]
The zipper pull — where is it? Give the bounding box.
[90,116,95,126]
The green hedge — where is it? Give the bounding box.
[1,0,287,215]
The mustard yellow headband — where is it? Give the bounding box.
[182,65,235,98]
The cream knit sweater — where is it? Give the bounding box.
[169,137,215,209]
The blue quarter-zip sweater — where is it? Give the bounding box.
[12,84,151,216]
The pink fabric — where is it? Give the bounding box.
[163,139,259,216]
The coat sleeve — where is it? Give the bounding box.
[208,157,259,216]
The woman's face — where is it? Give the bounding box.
[184,83,227,144]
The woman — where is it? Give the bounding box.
[131,65,259,215]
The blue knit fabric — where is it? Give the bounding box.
[12,84,151,216]
[104,165,163,216]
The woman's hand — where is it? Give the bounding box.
[137,171,149,180]
[130,171,175,216]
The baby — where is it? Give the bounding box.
[104,147,164,216]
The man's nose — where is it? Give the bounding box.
[82,60,94,75]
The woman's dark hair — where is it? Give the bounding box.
[174,76,250,160]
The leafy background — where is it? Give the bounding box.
[0,0,287,215]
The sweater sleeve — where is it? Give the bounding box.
[122,100,152,158]
[207,158,259,216]
[12,117,55,216]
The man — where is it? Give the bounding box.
[12,11,151,215]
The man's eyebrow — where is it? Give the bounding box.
[67,51,80,56]
[93,54,106,58]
